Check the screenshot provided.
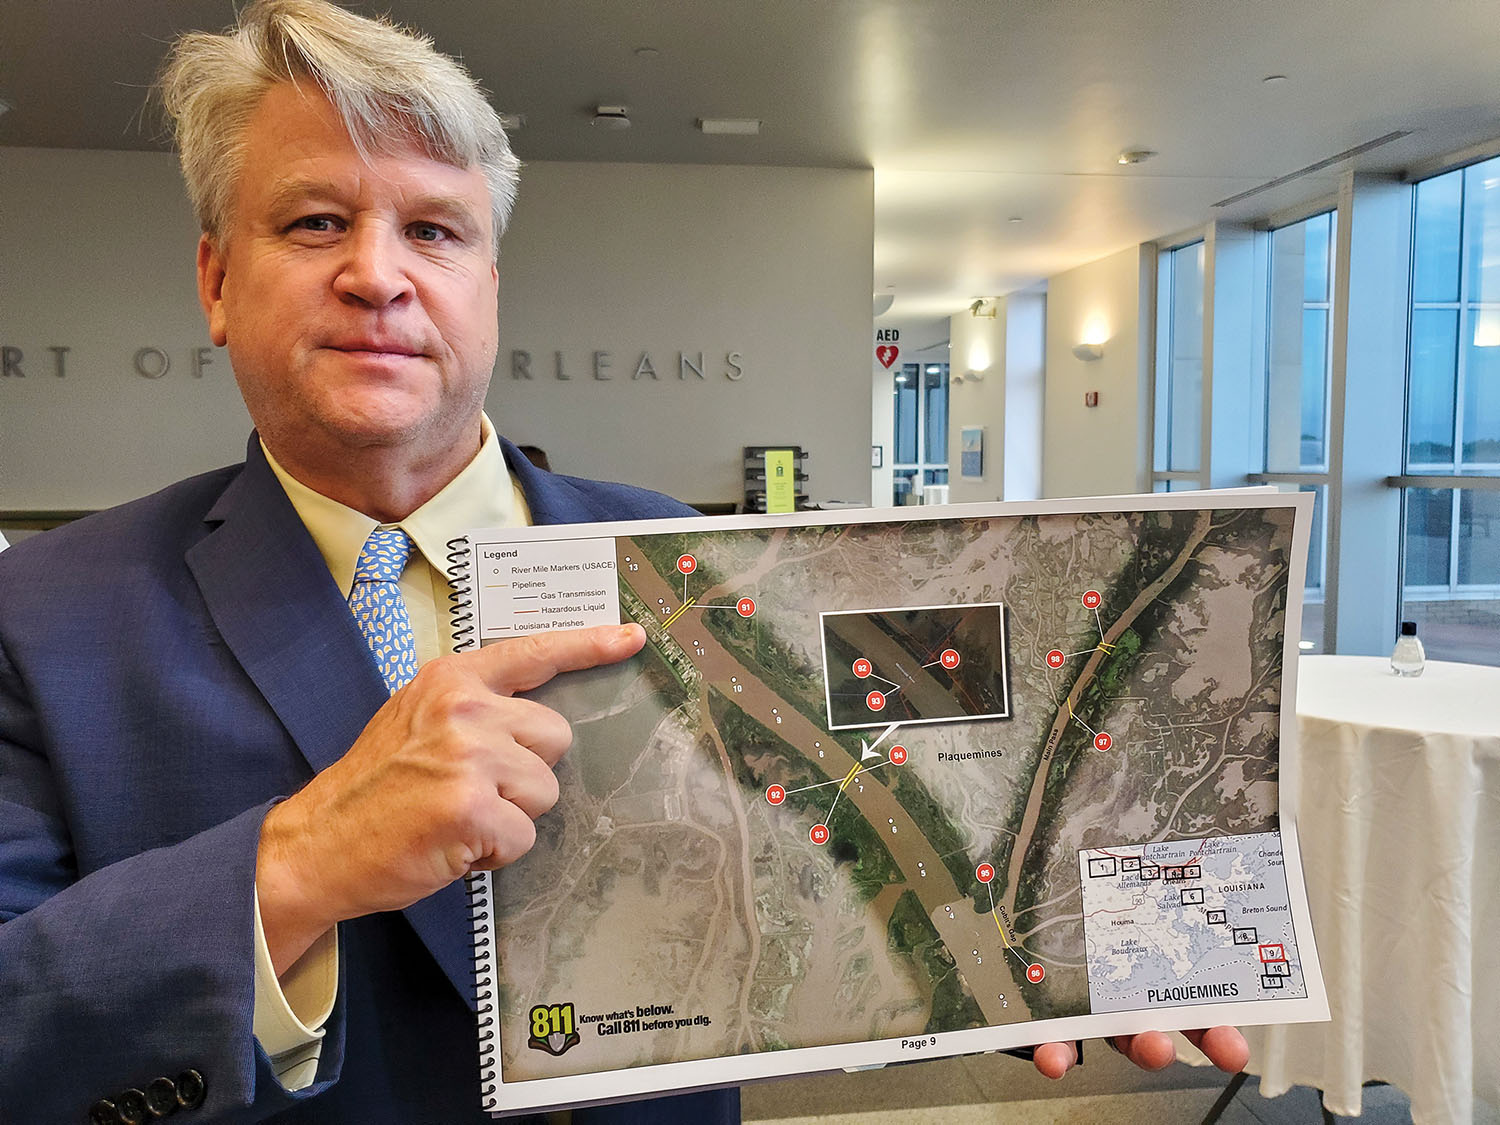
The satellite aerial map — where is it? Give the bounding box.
[470,498,1322,1108]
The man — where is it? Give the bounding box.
[0,2,1245,1121]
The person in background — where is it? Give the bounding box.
[0,2,1246,1121]
[517,444,553,472]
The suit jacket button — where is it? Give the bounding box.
[88,1099,121,1125]
[116,1089,148,1124]
[175,1070,206,1110]
[145,1077,178,1117]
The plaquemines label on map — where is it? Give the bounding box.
[474,536,620,637]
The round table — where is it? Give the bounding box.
[1245,655,1500,1122]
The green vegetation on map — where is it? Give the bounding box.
[887,891,986,1034]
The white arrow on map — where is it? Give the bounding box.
[861,722,901,761]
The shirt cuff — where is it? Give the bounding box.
[252,885,337,1092]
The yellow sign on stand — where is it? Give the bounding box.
[764,449,795,513]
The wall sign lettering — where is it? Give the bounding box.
[0,344,216,380]
[510,349,745,382]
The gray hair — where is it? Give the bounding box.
[158,0,519,255]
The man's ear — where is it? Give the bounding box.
[196,234,230,348]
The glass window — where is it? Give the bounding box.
[1403,487,1453,588]
[923,366,948,463]
[1409,310,1459,466]
[1412,169,1462,303]
[890,362,949,505]
[1154,241,1205,475]
[1265,213,1335,472]
[893,365,918,465]
[1464,333,1500,465]
[1457,488,1500,586]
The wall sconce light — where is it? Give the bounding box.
[968,298,997,319]
[1072,342,1104,362]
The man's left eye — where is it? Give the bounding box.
[409,223,448,242]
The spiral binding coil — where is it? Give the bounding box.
[466,870,501,1102]
[445,536,476,652]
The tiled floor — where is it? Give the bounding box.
[743,1048,1418,1123]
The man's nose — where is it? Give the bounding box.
[333,224,414,307]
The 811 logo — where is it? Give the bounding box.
[528,1001,582,1057]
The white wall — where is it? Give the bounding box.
[493,162,873,506]
[0,149,246,510]
[1,150,873,510]
[1002,287,1045,501]
[1041,245,1153,498]
[945,304,1006,503]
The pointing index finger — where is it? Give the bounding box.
[470,623,646,695]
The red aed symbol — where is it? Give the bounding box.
[888,745,908,765]
[737,597,756,617]
[853,658,872,678]
[766,784,786,805]
[940,648,960,670]
[810,824,830,845]
[1026,963,1046,984]
[876,345,900,369]
[866,690,886,711]
[1093,732,1113,752]
[676,554,697,575]
[975,863,995,883]
[1046,649,1066,669]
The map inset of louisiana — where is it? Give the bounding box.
[468,498,1325,1112]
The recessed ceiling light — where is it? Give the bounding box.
[1008,216,1023,224]
[498,113,525,131]
[634,46,660,59]
[697,118,761,136]
[590,105,631,129]
[1263,74,1288,84]
[1117,149,1157,165]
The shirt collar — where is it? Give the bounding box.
[263,413,525,597]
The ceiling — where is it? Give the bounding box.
[5,0,1500,322]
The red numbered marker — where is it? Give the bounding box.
[737,597,756,617]
[1046,649,1065,669]
[1026,963,1046,984]
[1082,590,1102,610]
[889,745,908,766]
[766,784,787,805]
[940,648,960,670]
[976,863,995,883]
[866,690,886,711]
[810,824,830,845]
[676,554,697,575]
[1093,732,1113,752]
[852,657,872,679]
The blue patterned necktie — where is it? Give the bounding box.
[349,526,419,694]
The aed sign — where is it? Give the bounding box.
[874,329,900,342]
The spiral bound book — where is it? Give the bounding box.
[453,493,1328,1116]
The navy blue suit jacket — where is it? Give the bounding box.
[0,437,739,1124]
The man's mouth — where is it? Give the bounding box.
[326,340,426,357]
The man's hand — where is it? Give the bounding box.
[1031,1026,1249,1079]
[256,623,646,974]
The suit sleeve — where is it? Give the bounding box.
[0,634,348,1123]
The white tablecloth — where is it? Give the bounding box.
[1246,655,1500,1122]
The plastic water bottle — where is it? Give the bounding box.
[1390,621,1426,677]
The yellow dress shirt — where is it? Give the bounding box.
[252,414,530,1090]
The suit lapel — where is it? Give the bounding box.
[186,441,389,777]
[187,440,473,1004]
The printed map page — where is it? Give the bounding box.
[466,496,1327,1113]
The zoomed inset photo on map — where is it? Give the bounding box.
[820,601,1010,730]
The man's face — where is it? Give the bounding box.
[197,81,499,483]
